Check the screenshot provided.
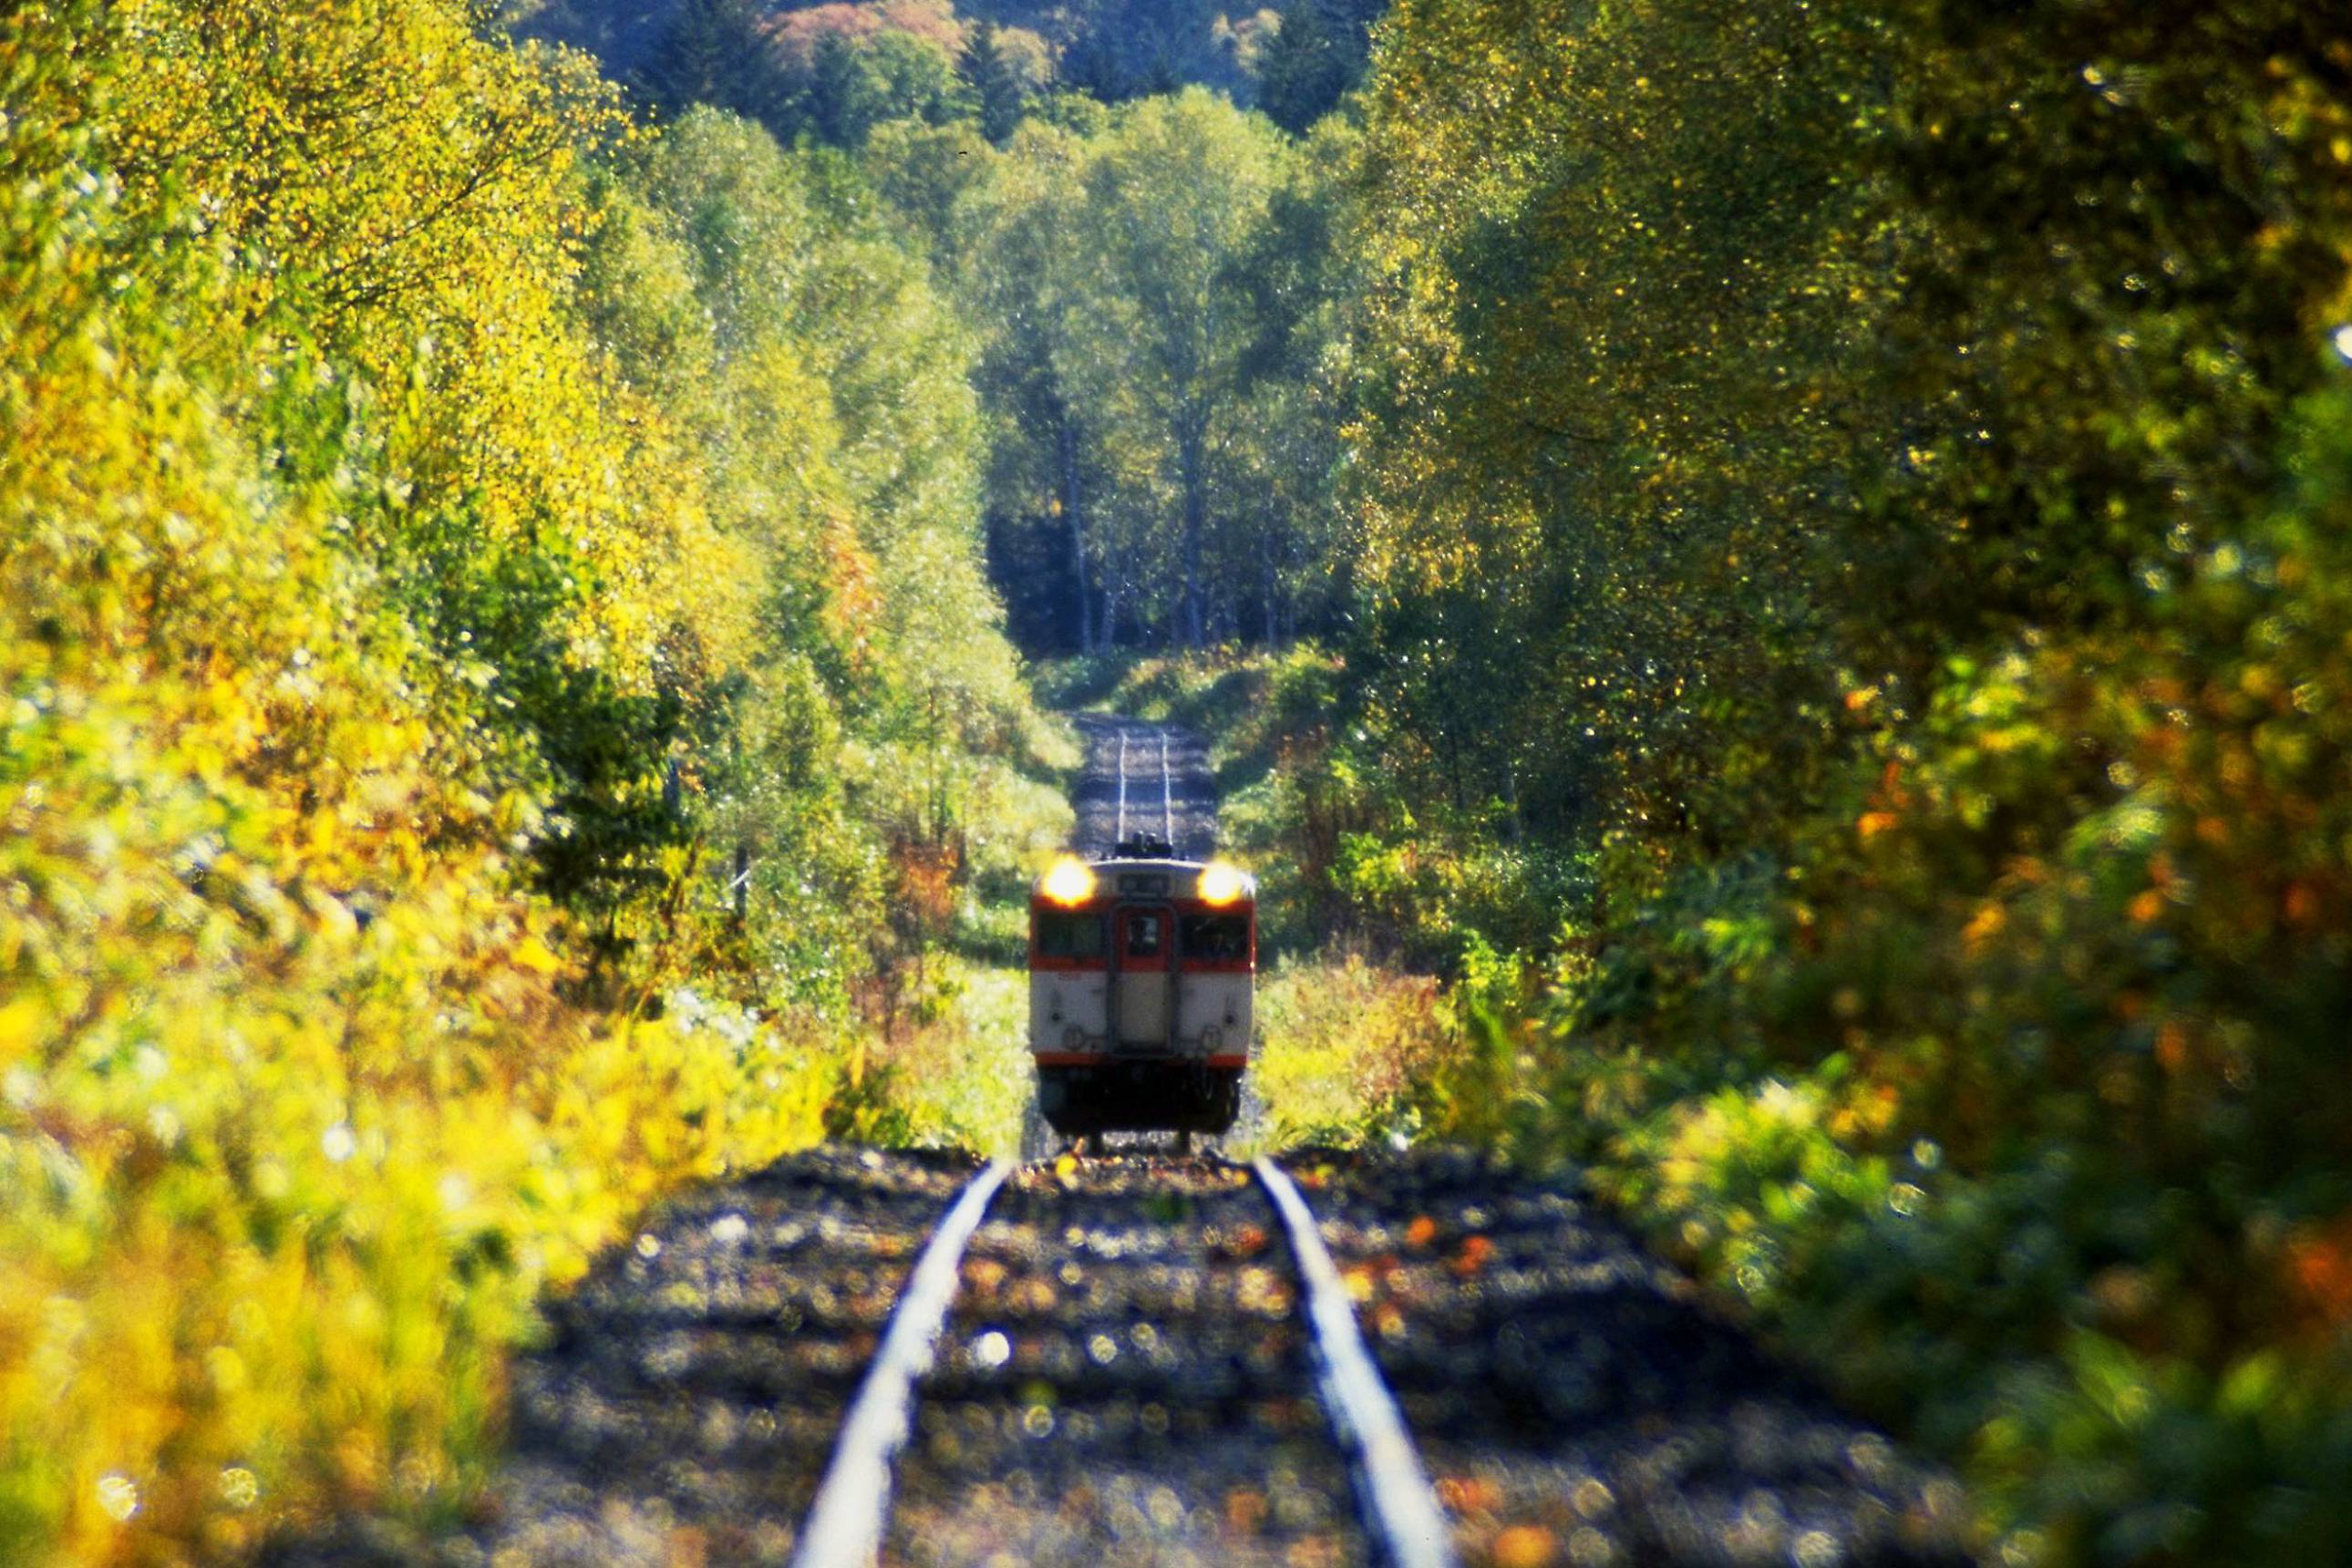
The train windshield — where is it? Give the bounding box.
[1124,912,1163,957]
[1180,913,1250,962]
[1036,910,1107,960]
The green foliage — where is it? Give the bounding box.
[1346,0,1874,857]
[944,93,1347,653]
[0,4,1054,1561]
[1341,0,2352,1561]
[863,119,997,245]
[602,105,1064,1017]
[958,19,1031,145]
[831,957,1036,1156]
[641,0,774,121]
[1068,90,1290,645]
[754,6,974,149]
[1239,954,1455,1151]
[1255,0,1349,134]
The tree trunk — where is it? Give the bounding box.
[1057,414,1094,655]
[1178,427,1207,649]
[1259,520,1279,646]
[1098,535,1122,650]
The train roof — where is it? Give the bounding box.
[1103,833,1181,861]
[1078,854,1206,873]
[1033,851,1255,904]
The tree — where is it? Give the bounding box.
[785,26,961,148]
[1345,0,1873,844]
[953,121,1105,652]
[864,28,961,129]
[1228,115,1357,641]
[1065,90,1288,647]
[1057,32,1129,103]
[641,0,778,121]
[958,18,1028,145]
[863,118,995,247]
[807,30,884,146]
[1255,0,1347,133]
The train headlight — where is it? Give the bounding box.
[1041,855,1096,906]
[1197,861,1247,906]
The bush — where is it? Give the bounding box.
[1244,953,1460,1150]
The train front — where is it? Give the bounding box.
[1026,852,1256,1136]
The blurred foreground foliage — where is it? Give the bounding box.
[0,2,1057,1560]
[1262,0,2352,1562]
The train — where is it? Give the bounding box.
[1027,836,1256,1138]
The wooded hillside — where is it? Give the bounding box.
[7,0,2352,1563]
[0,2,1055,1556]
[520,0,1385,121]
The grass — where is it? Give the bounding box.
[839,955,1036,1158]
[1233,953,1461,1155]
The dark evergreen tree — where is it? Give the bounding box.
[958,20,1028,145]
[1255,0,1348,133]
[1322,0,1388,72]
[1057,32,1129,104]
[641,0,770,120]
[808,30,883,147]
[1140,50,1183,98]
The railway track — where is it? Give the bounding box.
[422,1146,1974,1568]
[1072,715,1213,861]
[279,722,1974,1568]
[1108,726,1178,851]
[878,1153,1451,1568]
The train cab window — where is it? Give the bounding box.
[1124,913,1162,956]
[1035,910,1106,961]
[1181,913,1249,963]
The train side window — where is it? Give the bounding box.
[1181,913,1249,962]
[1036,911,1105,960]
[1125,913,1162,956]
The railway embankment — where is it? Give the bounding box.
[261,703,1981,1568]
[288,1143,1975,1567]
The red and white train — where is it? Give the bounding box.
[1027,839,1256,1138]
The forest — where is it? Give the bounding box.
[4,0,2351,1563]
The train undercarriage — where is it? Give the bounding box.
[1036,1060,1243,1137]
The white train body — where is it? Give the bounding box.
[1026,854,1256,1134]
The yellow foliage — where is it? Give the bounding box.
[104,0,759,697]
[0,5,827,1562]
[1243,954,1455,1150]
[0,0,1057,1557]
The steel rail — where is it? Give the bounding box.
[1160,730,1175,848]
[1253,1157,1461,1568]
[789,1159,1016,1568]
[1114,727,1130,846]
